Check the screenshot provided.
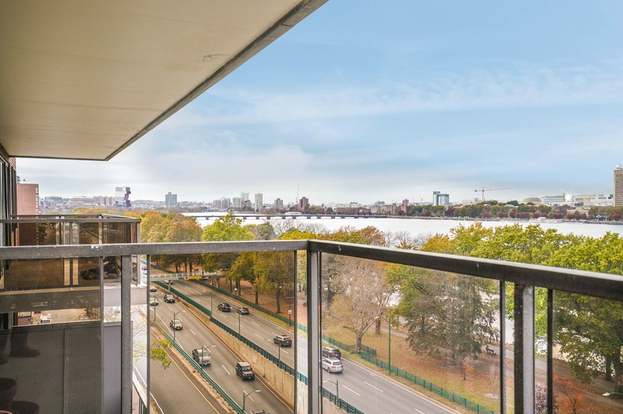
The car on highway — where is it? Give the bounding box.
[322,357,344,373]
[235,361,255,380]
[169,319,183,330]
[322,346,342,360]
[218,302,232,312]
[149,298,159,306]
[238,306,250,315]
[164,294,175,303]
[149,286,157,293]
[273,334,292,347]
[192,348,212,366]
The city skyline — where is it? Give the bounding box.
[14,1,623,203]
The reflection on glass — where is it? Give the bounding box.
[148,252,297,414]
[321,254,501,414]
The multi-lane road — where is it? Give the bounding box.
[171,280,457,414]
[150,288,291,414]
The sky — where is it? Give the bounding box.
[17,0,623,205]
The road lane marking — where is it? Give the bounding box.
[342,385,361,396]
[221,364,231,375]
[364,381,384,393]
[190,329,197,336]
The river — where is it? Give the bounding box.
[185,212,623,239]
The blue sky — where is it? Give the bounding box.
[18,1,623,204]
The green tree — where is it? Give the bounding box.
[388,264,497,380]
[201,214,254,290]
[422,223,623,392]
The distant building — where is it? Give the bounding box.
[615,166,623,207]
[114,186,131,208]
[254,193,263,212]
[523,197,543,205]
[165,192,178,209]
[212,197,231,210]
[573,193,613,207]
[17,182,39,215]
[241,192,250,203]
[232,197,242,209]
[298,196,310,211]
[433,191,450,207]
[541,194,571,207]
[400,199,409,214]
[274,198,284,211]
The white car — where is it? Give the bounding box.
[322,357,343,373]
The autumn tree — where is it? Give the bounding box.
[330,258,394,353]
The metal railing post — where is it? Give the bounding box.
[513,283,535,414]
[307,248,321,414]
[121,255,132,414]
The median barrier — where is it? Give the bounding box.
[159,330,244,414]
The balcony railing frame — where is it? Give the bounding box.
[0,238,621,414]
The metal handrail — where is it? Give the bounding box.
[0,238,620,301]
[308,240,623,301]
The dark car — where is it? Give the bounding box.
[164,294,175,303]
[218,303,232,312]
[238,307,250,315]
[322,347,342,360]
[273,335,292,347]
[235,361,255,380]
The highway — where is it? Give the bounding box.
[171,280,457,414]
[150,345,221,414]
[151,288,291,414]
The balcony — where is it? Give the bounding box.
[0,236,621,414]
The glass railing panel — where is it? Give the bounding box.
[552,291,623,413]
[320,253,502,414]
[103,222,133,244]
[296,250,308,414]
[132,255,149,412]
[148,252,297,414]
[0,257,102,413]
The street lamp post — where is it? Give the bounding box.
[238,309,241,335]
[326,378,339,401]
[172,311,179,342]
[242,389,261,412]
[388,312,393,375]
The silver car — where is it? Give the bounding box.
[322,357,343,373]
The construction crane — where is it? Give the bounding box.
[474,188,510,202]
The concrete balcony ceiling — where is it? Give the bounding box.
[0,0,324,160]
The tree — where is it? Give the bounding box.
[330,258,394,353]
[389,264,497,380]
[201,214,254,290]
[422,223,623,392]
[140,212,202,272]
[253,252,295,314]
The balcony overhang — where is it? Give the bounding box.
[0,0,325,160]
